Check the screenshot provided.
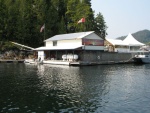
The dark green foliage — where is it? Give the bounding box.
[0,41,20,51]
[0,0,7,41]
[94,12,107,39]
[117,29,150,44]
[0,0,107,48]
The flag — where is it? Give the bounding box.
[77,18,85,23]
[40,24,45,32]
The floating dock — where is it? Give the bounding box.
[0,60,24,63]
[0,59,133,65]
[42,60,133,66]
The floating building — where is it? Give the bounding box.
[34,31,142,65]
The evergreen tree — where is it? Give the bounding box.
[16,0,38,47]
[40,0,59,40]
[4,0,19,41]
[0,0,107,48]
[65,0,78,33]
[66,0,94,32]
[52,0,68,33]
[58,16,66,34]
[0,0,7,41]
[17,0,29,45]
[94,12,107,39]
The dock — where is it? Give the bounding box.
[0,60,24,63]
[43,60,70,65]
[0,59,133,66]
[42,60,133,66]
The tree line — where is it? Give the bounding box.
[0,0,107,48]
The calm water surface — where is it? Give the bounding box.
[0,63,150,113]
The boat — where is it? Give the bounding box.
[133,45,150,64]
[24,59,43,64]
[24,59,35,63]
[133,52,150,64]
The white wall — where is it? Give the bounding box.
[83,33,104,50]
[115,46,142,53]
[83,46,104,50]
[58,39,82,47]
[84,33,103,40]
[45,39,82,47]
[115,48,129,53]
[38,51,45,61]
[45,41,53,47]
[45,32,104,50]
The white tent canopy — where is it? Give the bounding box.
[106,33,146,53]
[123,33,145,46]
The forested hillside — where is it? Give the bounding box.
[0,0,107,48]
[117,29,150,44]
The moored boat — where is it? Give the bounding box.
[24,59,43,64]
[24,59,35,63]
[133,52,150,64]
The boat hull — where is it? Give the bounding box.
[141,58,150,63]
[133,54,150,64]
[133,57,143,64]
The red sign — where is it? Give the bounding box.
[82,39,104,46]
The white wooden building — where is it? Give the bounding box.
[35,31,104,61]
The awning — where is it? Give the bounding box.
[11,41,35,50]
[34,45,84,51]
[106,39,129,46]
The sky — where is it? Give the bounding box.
[91,0,150,38]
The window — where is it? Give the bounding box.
[53,41,57,46]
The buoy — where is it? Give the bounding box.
[97,56,100,59]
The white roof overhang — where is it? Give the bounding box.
[34,45,84,51]
[126,43,145,46]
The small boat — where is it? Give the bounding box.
[24,59,43,64]
[133,52,150,64]
[24,59,35,63]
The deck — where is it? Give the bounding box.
[0,59,133,66]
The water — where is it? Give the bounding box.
[0,63,150,113]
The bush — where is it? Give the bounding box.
[0,41,20,52]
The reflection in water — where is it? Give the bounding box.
[0,64,150,113]
[36,64,110,112]
[37,64,83,92]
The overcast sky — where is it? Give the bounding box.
[91,0,150,38]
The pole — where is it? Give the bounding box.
[84,22,85,32]
[44,23,45,40]
[84,18,86,32]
